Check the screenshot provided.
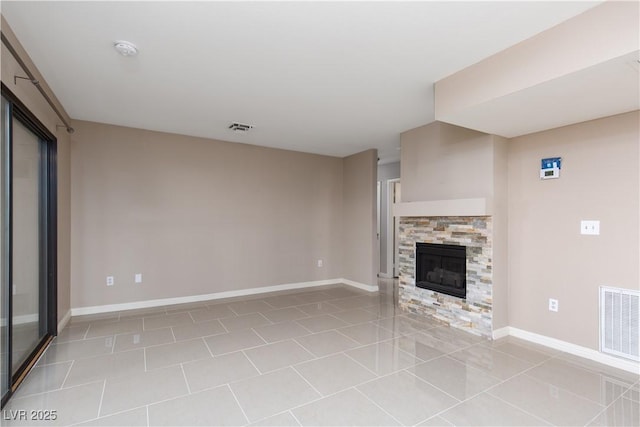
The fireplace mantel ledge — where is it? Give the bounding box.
[393,198,492,217]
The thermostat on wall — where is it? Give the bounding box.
[540,157,561,180]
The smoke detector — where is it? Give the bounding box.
[228,122,254,133]
[113,40,138,57]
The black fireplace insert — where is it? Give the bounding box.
[415,243,466,299]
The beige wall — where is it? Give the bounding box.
[400,121,495,202]
[491,135,509,330]
[342,149,378,286]
[70,121,348,308]
[1,32,72,325]
[507,111,639,350]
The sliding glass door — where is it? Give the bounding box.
[0,87,57,407]
[11,118,47,374]
[0,96,9,403]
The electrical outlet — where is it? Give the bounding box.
[135,273,142,284]
[106,276,114,286]
[580,220,600,235]
[548,298,559,312]
[317,259,323,267]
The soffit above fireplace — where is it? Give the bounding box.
[393,197,492,217]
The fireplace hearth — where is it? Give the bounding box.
[416,243,466,299]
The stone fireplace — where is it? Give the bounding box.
[398,216,493,338]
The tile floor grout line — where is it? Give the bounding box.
[263,382,364,420]
[353,386,406,426]
[332,328,365,346]
[292,319,316,335]
[486,357,618,411]
[81,324,90,340]
[179,363,192,395]
[481,389,555,426]
[418,411,455,427]
[249,327,270,345]
[484,371,596,426]
[480,349,560,394]
[287,409,304,426]
[583,394,625,427]
[290,365,324,397]
[96,379,107,419]
[59,359,75,390]
[201,336,216,358]
[218,318,230,334]
[101,392,192,420]
[226,383,251,425]
[240,348,264,375]
[479,342,556,366]
[402,367,462,403]
[341,350,380,377]
[10,379,106,402]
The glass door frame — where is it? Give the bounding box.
[1,83,57,408]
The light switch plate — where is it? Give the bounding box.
[581,220,600,235]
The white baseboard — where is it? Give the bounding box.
[71,278,378,316]
[378,273,393,279]
[57,309,71,333]
[503,326,639,374]
[339,278,379,292]
[492,326,510,340]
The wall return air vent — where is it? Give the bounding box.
[228,122,254,133]
[600,286,640,361]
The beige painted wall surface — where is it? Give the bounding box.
[508,111,639,350]
[491,135,509,330]
[400,121,494,202]
[70,121,345,308]
[342,149,378,286]
[1,38,72,324]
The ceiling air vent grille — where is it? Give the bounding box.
[228,122,254,133]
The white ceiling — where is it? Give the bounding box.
[2,1,600,163]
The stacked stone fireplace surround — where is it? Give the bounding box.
[398,216,493,339]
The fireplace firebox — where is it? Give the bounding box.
[415,243,466,299]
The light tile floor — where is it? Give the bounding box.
[3,280,639,426]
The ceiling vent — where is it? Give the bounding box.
[228,122,254,133]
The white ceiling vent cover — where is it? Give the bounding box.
[228,122,254,133]
[600,286,639,361]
